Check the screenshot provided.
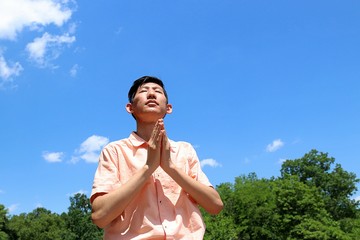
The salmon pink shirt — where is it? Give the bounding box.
[91,132,212,240]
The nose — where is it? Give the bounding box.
[147,89,156,99]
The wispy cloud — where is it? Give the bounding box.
[35,203,44,209]
[67,189,88,197]
[266,139,284,152]
[75,135,109,163]
[7,204,20,214]
[278,158,286,165]
[354,196,360,202]
[69,63,79,77]
[0,54,23,87]
[0,0,76,85]
[26,32,75,67]
[42,151,64,163]
[0,0,73,40]
[200,158,222,168]
[243,157,251,165]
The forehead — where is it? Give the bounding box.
[138,82,163,90]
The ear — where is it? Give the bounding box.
[126,103,133,114]
[166,104,173,114]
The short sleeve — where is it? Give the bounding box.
[187,144,213,188]
[90,144,121,203]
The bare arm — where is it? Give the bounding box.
[164,166,223,214]
[91,166,154,228]
[160,132,223,215]
[91,121,163,228]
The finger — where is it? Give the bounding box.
[161,131,168,147]
[158,119,164,130]
[149,122,161,148]
[152,121,161,137]
[157,130,164,142]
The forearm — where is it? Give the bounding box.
[166,167,223,215]
[91,165,153,228]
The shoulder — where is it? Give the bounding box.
[170,139,191,147]
[102,138,130,152]
[169,139,196,153]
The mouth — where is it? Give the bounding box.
[145,100,158,105]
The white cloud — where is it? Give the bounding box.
[0,54,23,85]
[266,139,284,152]
[7,204,20,214]
[68,22,77,35]
[26,32,75,67]
[79,151,101,163]
[278,158,286,165]
[354,195,360,202]
[200,158,222,168]
[42,151,64,163]
[69,63,79,77]
[42,135,109,164]
[67,189,88,197]
[243,157,251,165]
[69,156,80,164]
[77,135,109,163]
[0,0,73,40]
[35,203,44,209]
[0,0,76,86]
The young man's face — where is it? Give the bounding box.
[126,82,172,122]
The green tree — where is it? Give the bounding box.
[280,149,359,221]
[273,176,350,239]
[203,173,281,240]
[0,204,9,240]
[202,149,360,239]
[8,207,70,240]
[63,193,103,240]
[232,173,280,240]
[202,183,239,240]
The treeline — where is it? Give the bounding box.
[202,149,360,240]
[0,193,103,240]
[1,149,359,240]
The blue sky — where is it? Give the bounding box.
[1,0,359,215]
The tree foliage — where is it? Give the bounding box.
[281,149,359,220]
[0,204,10,240]
[63,193,103,240]
[202,149,360,240]
[1,193,102,240]
[7,208,69,240]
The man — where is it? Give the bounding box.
[90,76,223,239]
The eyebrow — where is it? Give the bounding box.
[139,85,163,91]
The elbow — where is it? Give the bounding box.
[213,199,224,215]
[91,209,108,229]
[203,188,224,215]
[207,199,224,215]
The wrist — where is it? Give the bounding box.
[142,164,155,177]
[162,161,177,174]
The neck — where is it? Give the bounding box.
[134,120,157,142]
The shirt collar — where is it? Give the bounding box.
[129,132,147,147]
[128,131,177,152]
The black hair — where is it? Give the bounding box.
[128,76,168,103]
